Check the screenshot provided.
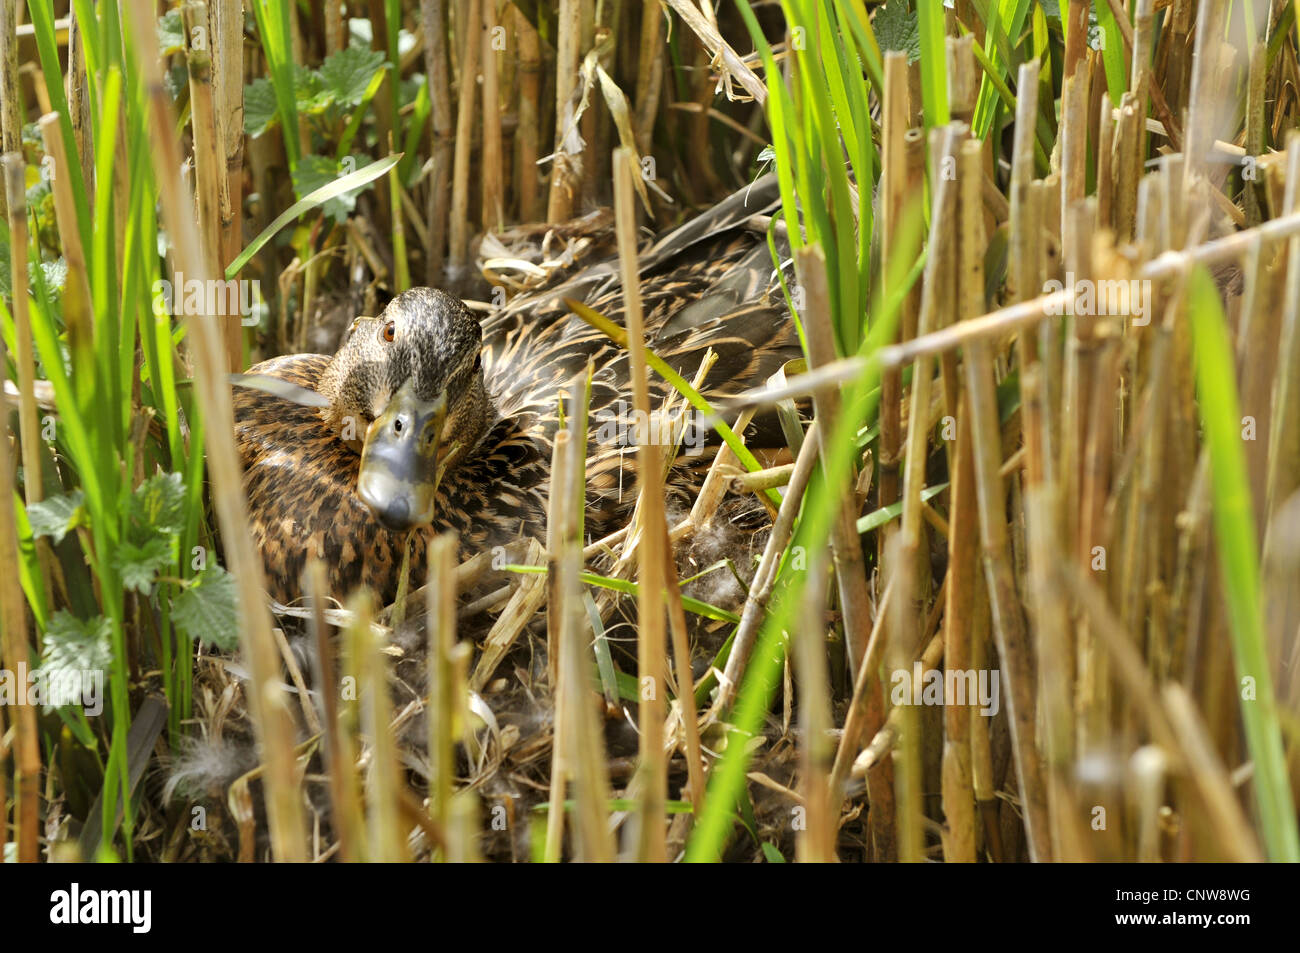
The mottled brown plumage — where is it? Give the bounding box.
[234,176,799,605]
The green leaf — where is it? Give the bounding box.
[40,258,67,296]
[227,153,403,277]
[760,842,786,863]
[244,78,280,137]
[874,0,920,64]
[319,45,388,107]
[1188,265,1300,862]
[172,566,239,652]
[42,611,113,676]
[27,490,86,544]
[131,471,188,536]
[157,9,185,57]
[113,537,173,595]
[292,154,368,225]
[292,64,334,115]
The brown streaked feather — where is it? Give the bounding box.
[235,177,800,605]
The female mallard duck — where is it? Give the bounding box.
[234,176,799,606]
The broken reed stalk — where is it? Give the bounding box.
[422,0,453,280]
[2,154,43,506]
[957,137,1051,861]
[447,0,481,283]
[425,534,458,859]
[798,243,872,679]
[795,544,835,862]
[305,559,362,863]
[554,380,616,862]
[125,0,307,862]
[883,532,924,862]
[547,0,582,223]
[348,591,407,861]
[614,146,668,863]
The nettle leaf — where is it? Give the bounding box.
[172,566,239,652]
[293,65,335,115]
[874,0,921,64]
[292,154,369,224]
[244,78,279,137]
[157,9,185,56]
[320,45,388,108]
[132,471,188,536]
[40,257,67,295]
[43,611,113,675]
[113,537,174,595]
[27,490,85,544]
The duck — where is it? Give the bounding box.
[233,175,801,606]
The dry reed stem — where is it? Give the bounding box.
[0,308,38,862]
[554,393,617,862]
[184,2,239,370]
[480,0,503,233]
[38,115,92,351]
[795,544,836,862]
[515,7,541,222]
[469,537,546,690]
[126,0,306,861]
[448,0,481,282]
[614,146,667,863]
[304,559,362,863]
[634,0,665,158]
[349,591,408,861]
[716,421,821,712]
[547,0,582,223]
[799,243,872,678]
[544,428,573,862]
[958,138,1051,861]
[879,53,910,545]
[662,0,766,104]
[2,154,42,506]
[884,533,923,862]
[940,392,977,862]
[423,0,454,280]
[425,534,458,858]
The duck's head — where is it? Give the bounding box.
[317,287,489,532]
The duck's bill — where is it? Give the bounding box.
[357,381,446,531]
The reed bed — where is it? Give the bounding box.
[0,0,1299,865]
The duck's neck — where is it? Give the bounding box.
[442,374,494,469]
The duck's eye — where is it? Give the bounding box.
[382,321,396,343]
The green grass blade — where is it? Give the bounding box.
[1188,265,1300,862]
